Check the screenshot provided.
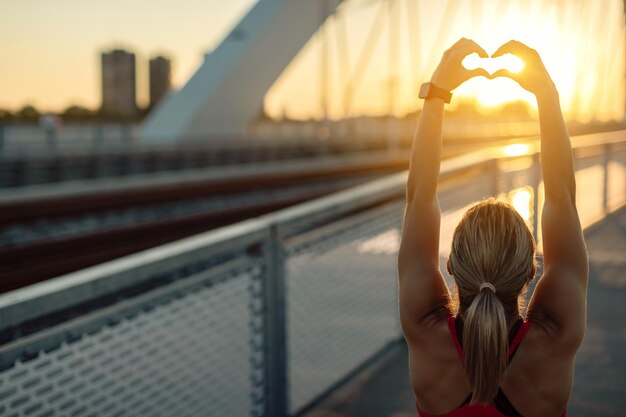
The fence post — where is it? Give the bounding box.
[262,224,288,417]
[531,152,541,241]
[602,143,610,214]
[489,159,499,197]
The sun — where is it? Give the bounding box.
[451,4,588,115]
[462,53,525,75]
[457,53,530,109]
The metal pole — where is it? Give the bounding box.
[387,0,398,152]
[405,0,422,103]
[423,0,462,76]
[593,0,618,122]
[319,0,329,125]
[262,225,288,417]
[602,143,610,213]
[489,158,499,198]
[344,1,388,115]
[531,153,541,241]
[335,10,351,140]
[623,0,626,123]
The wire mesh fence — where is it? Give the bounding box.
[0,257,266,417]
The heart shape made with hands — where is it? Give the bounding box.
[462,53,525,76]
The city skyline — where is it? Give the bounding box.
[0,0,254,112]
[0,0,624,122]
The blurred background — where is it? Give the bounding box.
[0,1,624,416]
[1,0,624,148]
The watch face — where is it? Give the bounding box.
[419,83,431,98]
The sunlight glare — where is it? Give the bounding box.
[509,187,533,223]
[357,229,401,255]
[456,53,530,109]
[462,53,525,75]
[502,143,531,157]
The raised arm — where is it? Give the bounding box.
[399,39,489,340]
[492,41,588,348]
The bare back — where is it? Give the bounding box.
[407,306,574,416]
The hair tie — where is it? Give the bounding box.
[479,282,496,293]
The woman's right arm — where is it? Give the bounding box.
[493,41,588,349]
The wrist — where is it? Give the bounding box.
[535,82,559,104]
[535,80,559,102]
[430,77,448,91]
[421,96,446,116]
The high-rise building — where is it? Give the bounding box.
[101,49,137,117]
[149,56,171,109]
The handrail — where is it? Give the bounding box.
[0,150,409,204]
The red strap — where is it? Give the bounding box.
[507,321,532,359]
[448,317,532,362]
[448,316,465,362]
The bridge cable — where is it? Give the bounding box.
[344,1,389,115]
[422,0,462,81]
[405,0,422,104]
[334,8,352,119]
[596,1,622,120]
[319,0,330,123]
[388,0,399,119]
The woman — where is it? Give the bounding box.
[398,38,587,417]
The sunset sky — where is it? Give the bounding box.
[0,0,624,122]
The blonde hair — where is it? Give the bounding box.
[449,198,536,404]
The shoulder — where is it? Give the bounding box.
[502,322,575,415]
[407,314,471,413]
[526,269,587,353]
[402,304,451,347]
[404,311,459,370]
[508,317,579,393]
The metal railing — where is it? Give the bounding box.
[0,135,327,188]
[0,130,624,417]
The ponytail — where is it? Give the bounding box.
[450,199,536,403]
[463,287,508,404]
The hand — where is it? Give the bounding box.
[431,38,490,92]
[490,40,556,98]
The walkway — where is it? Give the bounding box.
[306,207,626,417]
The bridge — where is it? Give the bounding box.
[1,0,625,416]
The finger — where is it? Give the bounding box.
[449,37,468,49]
[443,38,464,56]
[492,40,531,58]
[458,39,489,58]
[490,69,519,82]
[466,68,490,80]
[449,38,489,59]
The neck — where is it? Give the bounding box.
[457,307,522,330]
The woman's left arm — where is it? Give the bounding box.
[399,38,489,342]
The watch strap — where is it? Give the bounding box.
[419,82,452,104]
